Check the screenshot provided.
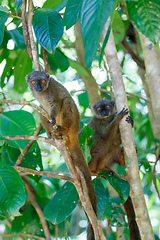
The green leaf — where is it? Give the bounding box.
[78,91,89,110]
[100,172,130,203]
[93,178,108,220]
[80,0,116,68]
[33,9,63,53]
[1,57,15,88]
[13,50,32,93]
[112,10,125,44]
[127,0,160,45]
[63,0,82,30]
[43,182,79,224]
[15,0,22,12]
[0,163,26,218]
[99,21,111,66]
[48,48,69,72]
[0,135,21,149]
[79,126,94,164]
[1,143,43,173]
[0,6,9,45]
[43,0,65,9]
[9,28,25,49]
[69,59,89,77]
[0,110,36,150]
[11,204,32,233]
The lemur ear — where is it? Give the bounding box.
[25,75,29,81]
[46,73,50,79]
[110,100,115,106]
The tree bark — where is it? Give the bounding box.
[139,34,160,140]
[102,22,154,240]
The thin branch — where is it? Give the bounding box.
[0,99,53,121]
[27,0,39,71]
[14,166,73,182]
[42,47,50,73]
[22,0,33,60]
[19,233,45,240]
[121,39,145,70]
[8,13,22,19]
[103,60,114,99]
[15,123,42,166]
[71,88,148,103]
[4,134,55,143]
[24,176,51,240]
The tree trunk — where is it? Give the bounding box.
[102,22,155,240]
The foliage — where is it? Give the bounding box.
[0,0,160,239]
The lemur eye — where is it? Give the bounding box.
[32,81,35,84]
[97,107,101,111]
[106,105,110,109]
[42,79,46,83]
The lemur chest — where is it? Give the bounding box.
[34,92,51,115]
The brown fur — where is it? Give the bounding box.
[87,99,128,174]
[26,71,96,240]
[83,99,140,240]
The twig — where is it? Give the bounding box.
[24,176,51,240]
[0,99,52,121]
[103,60,114,99]
[15,123,42,166]
[121,39,145,70]
[19,233,45,240]
[71,88,148,103]
[27,0,39,71]
[13,166,73,182]
[42,47,50,73]
[3,134,56,145]
[22,0,33,60]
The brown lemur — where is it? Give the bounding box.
[80,99,140,240]
[26,71,97,240]
[86,99,132,174]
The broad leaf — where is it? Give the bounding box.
[100,172,130,203]
[43,182,79,224]
[11,204,32,233]
[127,0,160,45]
[63,0,82,30]
[0,6,9,45]
[99,21,111,66]
[9,28,25,49]
[48,48,69,72]
[79,125,94,164]
[0,110,36,150]
[69,59,89,77]
[1,57,16,88]
[1,144,43,173]
[112,10,125,44]
[15,0,22,12]
[0,163,26,218]
[80,0,116,68]
[78,91,89,110]
[43,0,64,8]
[13,50,32,93]
[33,9,63,53]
